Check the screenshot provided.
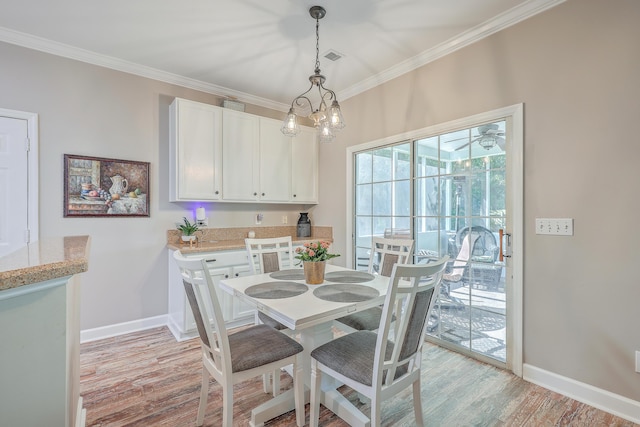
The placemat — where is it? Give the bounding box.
[269,269,305,280]
[324,271,375,283]
[245,281,308,299]
[313,284,379,303]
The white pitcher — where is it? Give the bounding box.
[109,175,128,195]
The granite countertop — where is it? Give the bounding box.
[167,225,333,254]
[0,235,91,291]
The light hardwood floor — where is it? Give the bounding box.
[80,326,636,426]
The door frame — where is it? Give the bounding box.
[0,108,39,244]
[345,103,523,376]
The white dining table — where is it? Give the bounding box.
[218,263,391,427]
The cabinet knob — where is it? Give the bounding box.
[261,193,265,196]
[293,194,297,197]
[224,274,229,278]
[215,190,219,195]
[253,192,257,196]
[235,273,240,277]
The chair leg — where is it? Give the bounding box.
[310,360,322,427]
[196,366,209,426]
[293,357,305,427]
[272,369,280,396]
[222,382,234,427]
[412,378,424,427]
[262,373,270,394]
[371,395,381,427]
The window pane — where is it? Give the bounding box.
[394,143,411,180]
[372,147,392,182]
[356,184,372,216]
[355,216,372,247]
[415,176,439,217]
[393,180,410,216]
[355,152,372,184]
[372,216,391,238]
[372,182,391,215]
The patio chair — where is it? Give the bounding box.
[173,251,305,427]
[442,225,500,293]
[335,236,414,332]
[309,258,448,427]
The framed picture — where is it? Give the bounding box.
[64,154,150,217]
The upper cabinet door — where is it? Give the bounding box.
[291,127,318,204]
[259,118,291,202]
[222,109,260,201]
[169,98,223,201]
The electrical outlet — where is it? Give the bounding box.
[282,215,288,224]
[255,213,263,225]
[535,218,573,235]
[636,351,640,373]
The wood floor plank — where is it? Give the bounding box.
[80,327,637,426]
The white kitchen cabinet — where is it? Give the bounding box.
[222,113,293,202]
[167,249,256,341]
[291,126,319,203]
[258,117,292,202]
[221,108,260,201]
[169,97,318,204]
[169,98,223,201]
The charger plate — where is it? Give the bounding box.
[245,281,308,299]
[313,284,379,303]
[269,269,305,280]
[324,271,375,283]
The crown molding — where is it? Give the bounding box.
[0,0,564,112]
[0,26,289,112]
[338,0,566,101]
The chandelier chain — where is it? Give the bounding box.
[315,17,320,73]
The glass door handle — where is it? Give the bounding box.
[499,229,512,261]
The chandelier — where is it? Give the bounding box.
[281,6,345,143]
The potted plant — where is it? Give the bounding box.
[295,241,339,284]
[177,217,199,243]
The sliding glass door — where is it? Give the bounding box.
[353,121,508,366]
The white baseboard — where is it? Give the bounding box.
[523,363,640,424]
[80,315,168,343]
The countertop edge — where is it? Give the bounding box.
[167,236,334,254]
[0,236,91,291]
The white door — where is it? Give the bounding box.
[0,116,29,257]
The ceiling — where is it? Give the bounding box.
[0,0,563,112]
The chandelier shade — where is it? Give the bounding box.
[281,6,345,142]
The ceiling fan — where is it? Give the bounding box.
[456,123,505,151]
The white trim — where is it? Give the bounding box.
[0,0,564,111]
[523,364,640,424]
[0,27,288,113]
[346,104,524,377]
[0,108,39,244]
[80,314,168,343]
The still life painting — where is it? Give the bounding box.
[64,154,150,217]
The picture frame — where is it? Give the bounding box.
[63,154,150,217]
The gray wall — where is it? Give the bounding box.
[0,41,316,330]
[1,0,638,406]
[316,0,640,403]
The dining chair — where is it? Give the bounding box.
[335,236,414,332]
[245,236,298,394]
[309,257,449,427]
[173,250,305,427]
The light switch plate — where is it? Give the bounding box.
[535,218,573,235]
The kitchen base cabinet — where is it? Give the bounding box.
[167,249,256,341]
